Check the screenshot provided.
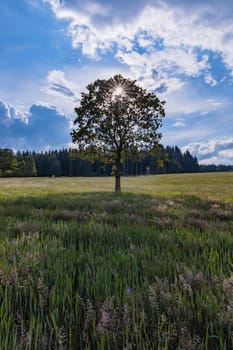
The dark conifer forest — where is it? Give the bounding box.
[0,146,202,177]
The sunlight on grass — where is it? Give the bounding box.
[0,172,232,201]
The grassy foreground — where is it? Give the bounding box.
[0,173,233,349]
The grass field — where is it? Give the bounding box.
[0,172,233,200]
[0,173,233,349]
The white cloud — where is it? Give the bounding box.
[42,0,233,86]
[162,121,213,146]
[45,70,80,101]
[43,0,60,11]
[116,47,207,92]
[164,83,226,116]
[219,149,233,159]
[182,138,233,165]
[84,1,109,17]
[198,156,219,165]
[204,73,218,86]
[172,120,186,127]
[0,100,28,124]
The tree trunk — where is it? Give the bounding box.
[115,174,121,191]
[114,153,121,191]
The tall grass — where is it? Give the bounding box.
[0,174,232,349]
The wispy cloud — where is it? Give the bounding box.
[204,73,218,86]
[172,119,186,127]
[164,84,227,117]
[45,70,80,102]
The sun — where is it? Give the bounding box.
[101,75,135,102]
[112,85,125,100]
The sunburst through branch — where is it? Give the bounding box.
[112,85,125,99]
[101,75,136,102]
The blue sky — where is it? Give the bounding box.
[0,0,233,164]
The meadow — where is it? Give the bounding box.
[0,173,233,349]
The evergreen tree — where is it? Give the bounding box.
[0,149,18,176]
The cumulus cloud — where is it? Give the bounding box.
[42,0,233,91]
[182,138,233,165]
[0,100,70,151]
[0,100,28,124]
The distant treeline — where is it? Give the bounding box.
[199,164,233,172]
[0,146,231,177]
[0,146,199,177]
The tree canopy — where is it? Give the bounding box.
[71,74,166,190]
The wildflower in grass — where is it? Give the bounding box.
[83,299,95,343]
[96,301,115,338]
[58,326,68,350]
[123,303,130,326]
[15,312,29,349]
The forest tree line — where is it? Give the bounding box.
[0,146,231,177]
[0,146,198,177]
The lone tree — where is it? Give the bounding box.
[71,74,165,191]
